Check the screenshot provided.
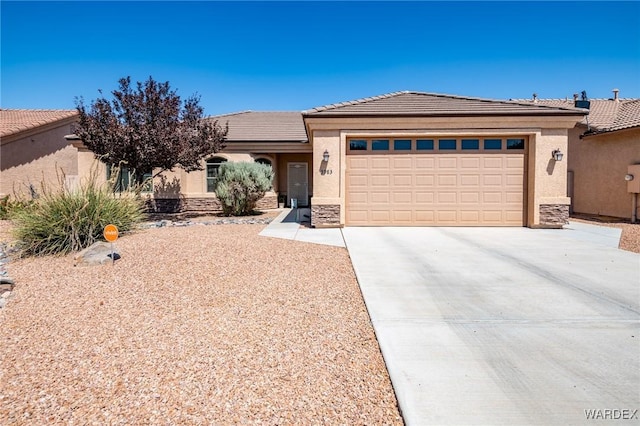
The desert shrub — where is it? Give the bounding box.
[215,162,273,216]
[0,195,34,220]
[11,167,145,256]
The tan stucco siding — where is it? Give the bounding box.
[527,129,571,226]
[1,124,78,197]
[568,127,640,219]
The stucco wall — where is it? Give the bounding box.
[568,127,640,219]
[527,129,571,227]
[1,123,77,198]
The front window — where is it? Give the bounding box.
[206,157,227,192]
[255,158,272,167]
[107,165,152,192]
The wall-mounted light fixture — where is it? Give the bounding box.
[625,174,635,182]
[552,149,564,161]
[323,149,330,162]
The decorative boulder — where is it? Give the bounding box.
[73,242,121,267]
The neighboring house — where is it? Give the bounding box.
[0,109,79,198]
[515,90,640,220]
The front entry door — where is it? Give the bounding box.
[287,162,308,207]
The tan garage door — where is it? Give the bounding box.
[345,137,526,226]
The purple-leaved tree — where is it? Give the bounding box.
[75,76,227,185]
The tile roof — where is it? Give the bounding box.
[0,109,78,138]
[510,98,640,134]
[303,91,587,117]
[206,111,308,142]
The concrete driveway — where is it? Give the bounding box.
[342,225,640,425]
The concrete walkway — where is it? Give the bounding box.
[342,223,639,425]
[259,208,345,247]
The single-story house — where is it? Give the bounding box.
[0,109,79,198]
[4,91,589,228]
[515,90,640,220]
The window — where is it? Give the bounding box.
[439,139,456,150]
[394,139,411,150]
[484,139,502,150]
[206,157,227,192]
[349,140,367,151]
[372,139,390,151]
[107,165,152,192]
[255,158,272,167]
[461,139,479,150]
[416,139,434,150]
[507,138,525,150]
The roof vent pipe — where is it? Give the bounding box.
[613,88,620,102]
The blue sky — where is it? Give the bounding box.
[2,1,639,115]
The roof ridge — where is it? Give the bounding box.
[0,108,77,112]
[303,91,410,113]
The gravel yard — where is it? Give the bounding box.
[0,221,402,424]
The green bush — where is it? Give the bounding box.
[215,162,274,216]
[11,168,145,256]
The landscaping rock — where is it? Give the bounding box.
[73,242,121,267]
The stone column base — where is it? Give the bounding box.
[311,205,341,227]
[539,204,569,227]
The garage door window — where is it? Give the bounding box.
[439,139,457,150]
[461,139,480,150]
[347,136,527,153]
[417,139,434,150]
[350,140,367,151]
[394,139,412,150]
[372,139,390,151]
[507,138,525,150]
[484,139,502,150]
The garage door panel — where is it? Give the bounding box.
[371,158,391,169]
[438,192,457,203]
[348,175,369,187]
[392,210,413,223]
[415,210,436,222]
[438,157,457,169]
[484,157,503,168]
[461,157,481,168]
[393,192,412,203]
[460,210,480,223]
[346,152,525,226]
[483,192,502,203]
[370,210,391,222]
[349,191,368,204]
[505,192,523,203]
[416,175,435,186]
[393,157,413,169]
[370,192,390,203]
[371,175,390,186]
[415,192,435,203]
[393,175,412,186]
[438,175,457,186]
[460,192,480,203]
[416,158,435,169]
[506,156,524,168]
[460,175,480,186]
[437,210,458,223]
[349,157,369,169]
[483,175,502,186]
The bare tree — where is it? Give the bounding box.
[75,76,227,184]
